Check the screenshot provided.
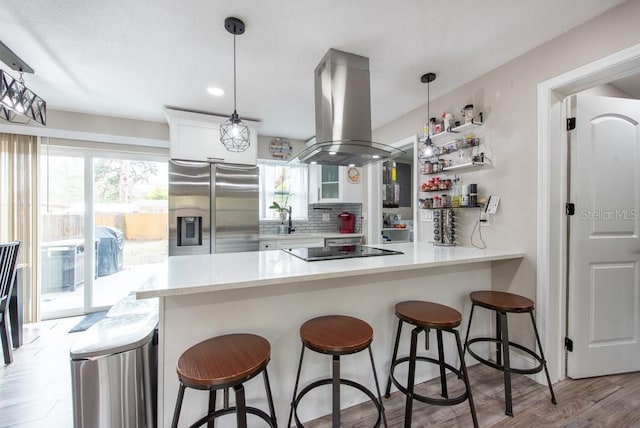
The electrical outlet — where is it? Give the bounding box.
[322,213,331,222]
[480,212,490,226]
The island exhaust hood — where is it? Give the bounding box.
[293,49,404,167]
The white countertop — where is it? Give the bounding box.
[259,232,363,240]
[136,242,524,299]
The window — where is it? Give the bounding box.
[258,160,308,220]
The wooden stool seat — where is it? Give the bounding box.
[470,290,534,313]
[177,333,270,388]
[300,315,373,355]
[395,301,462,329]
[172,333,277,428]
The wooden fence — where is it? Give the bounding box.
[43,213,167,241]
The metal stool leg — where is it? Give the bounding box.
[404,327,420,428]
[498,311,513,416]
[496,311,502,366]
[368,346,388,428]
[462,303,476,360]
[171,383,186,428]
[287,344,306,428]
[262,367,278,426]
[454,329,479,428]
[207,389,216,428]
[234,384,248,428]
[332,355,341,427]
[436,329,448,398]
[529,311,557,405]
[223,388,229,409]
[385,318,403,398]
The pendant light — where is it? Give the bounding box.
[0,41,46,126]
[418,72,436,163]
[220,17,250,152]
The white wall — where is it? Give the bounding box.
[370,0,640,343]
[46,110,169,141]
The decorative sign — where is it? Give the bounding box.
[346,166,360,184]
[268,138,293,160]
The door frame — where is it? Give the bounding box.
[366,135,418,245]
[537,42,640,383]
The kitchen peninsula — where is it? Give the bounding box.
[137,242,524,427]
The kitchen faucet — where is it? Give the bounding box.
[288,206,295,234]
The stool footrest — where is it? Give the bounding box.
[466,337,545,375]
[291,377,383,428]
[389,356,469,407]
[190,406,276,428]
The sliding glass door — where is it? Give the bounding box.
[40,144,168,319]
[40,153,86,317]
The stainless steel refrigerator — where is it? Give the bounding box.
[168,160,259,256]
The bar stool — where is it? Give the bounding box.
[171,333,277,428]
[385,301,478,428]
[462,290,557,416]
[287,315,387,427]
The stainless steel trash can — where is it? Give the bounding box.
[70,311,158,428]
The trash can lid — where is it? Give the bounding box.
[70,312,158,360]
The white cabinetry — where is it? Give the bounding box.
[259,238,324,250]
[165,108,258,165]
[309,165,362,203]
[276,238,324,249]
[259,240,276,250]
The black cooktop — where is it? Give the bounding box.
[282,244,403,261]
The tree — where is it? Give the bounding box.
[94,159,159,203]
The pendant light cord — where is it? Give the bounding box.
[233,34,237,114]
[427,79,430,125]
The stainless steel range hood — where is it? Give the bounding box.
[293,49,404,167]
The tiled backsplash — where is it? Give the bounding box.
[260,203,362,235]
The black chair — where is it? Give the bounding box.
[0,241,21,365]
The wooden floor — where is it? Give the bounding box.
[0,317,80,428]
[306,364,640,428]
[2,318,640,427]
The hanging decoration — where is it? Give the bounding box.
[268,138,292,160]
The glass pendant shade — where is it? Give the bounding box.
[0,69,46,126]
[220,110,250,152]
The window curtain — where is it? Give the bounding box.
[0,133,39,322]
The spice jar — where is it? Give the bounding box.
[462,104,474,124]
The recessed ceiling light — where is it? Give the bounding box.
[372,155,380,159]
[207,87,224,96]
[348,164,356,167]
[329,151,337,155]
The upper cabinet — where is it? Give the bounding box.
[309,165,362,204]
[165,108,258,165]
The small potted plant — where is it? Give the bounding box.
[269,201,289,223]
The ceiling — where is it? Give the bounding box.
[0,0,627,140]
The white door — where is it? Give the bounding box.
[567,94,640,378]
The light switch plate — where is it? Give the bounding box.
[322,213,330,222]
[486,196,500,214]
